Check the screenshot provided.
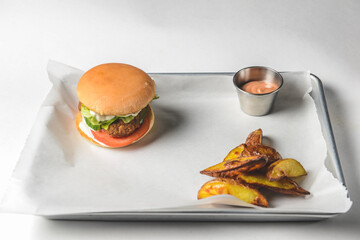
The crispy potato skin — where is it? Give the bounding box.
[241,144,282,164]
[224,156,268,172]
[234,172,310,196]
[197,178,269,207]
[200,155,268,177]
[245,129,263,146]
[266,158,307,181]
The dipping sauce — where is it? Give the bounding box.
[241,80,279,94]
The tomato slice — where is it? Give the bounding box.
[91,108,152,148]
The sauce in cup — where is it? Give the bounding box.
[233,66,283,116]
[241,80,279,94]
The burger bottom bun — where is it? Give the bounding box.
[76,105,154,148]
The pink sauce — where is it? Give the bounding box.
[241,81,278,94]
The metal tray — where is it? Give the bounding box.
[47,73,346,221]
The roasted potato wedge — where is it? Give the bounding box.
[233,172,310,196]
[240,144,282,164]
[245,128,263,146]
[223,144,245,162]
[266,158,307,181]
[200,155,268,177]
[198,129,310,208]
[197,178,269,207]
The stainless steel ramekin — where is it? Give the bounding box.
[233,66,283,116]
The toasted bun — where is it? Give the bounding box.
[77,63,155,115]
[76,106,155,148]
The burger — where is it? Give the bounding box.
[76,63,156,148]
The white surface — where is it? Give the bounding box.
[1,63,351,215]
[0,0,359,239]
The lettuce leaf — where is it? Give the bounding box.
[138,106,148,124]
[81,104,118,130]
[84,117,101,131]
[80,104,146,131]
[119,115,135,124]
[153,94,160,100]
[80,104,94,119]
[100,117,118,130]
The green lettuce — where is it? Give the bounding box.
[138,106,148,124]
[80,104,118,130]
[119,115,135,124]
[80,104,147,131]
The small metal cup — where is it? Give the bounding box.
[233,66,283,116]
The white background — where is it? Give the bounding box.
[1,0,359,239]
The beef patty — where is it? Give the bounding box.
[106,113,143,137]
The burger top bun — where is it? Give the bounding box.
[77,63,155,115]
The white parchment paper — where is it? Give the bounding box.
[0,61,352,215]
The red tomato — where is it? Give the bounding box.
[91,111,152,148]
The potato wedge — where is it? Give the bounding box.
[233,172,310,196]
[240,144,282,164]
[266,158,307,181]
[223,144,245,162]
[245,128,263,146]
[197,178,269,207]
[200,155,268,177]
